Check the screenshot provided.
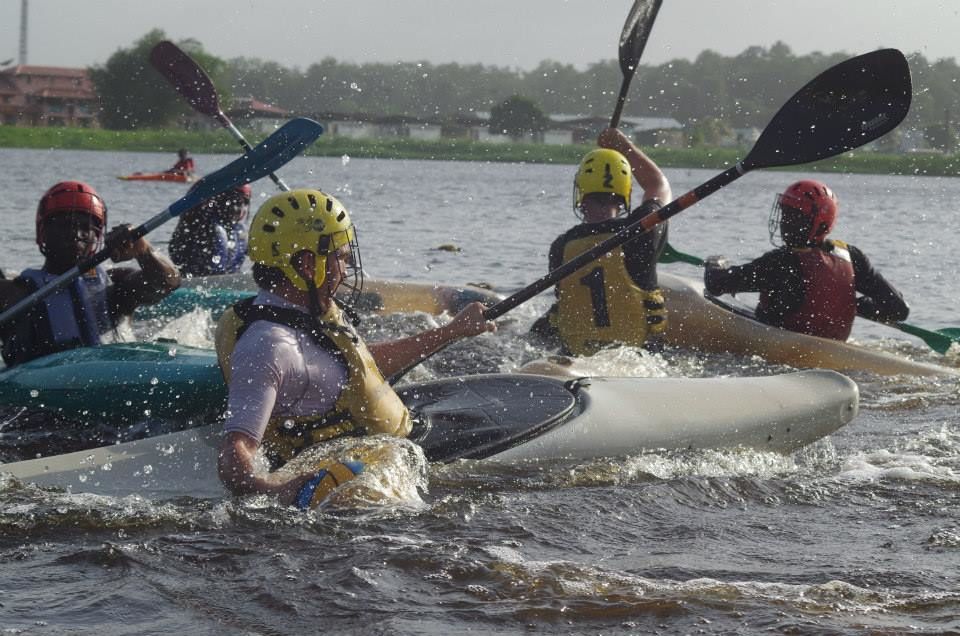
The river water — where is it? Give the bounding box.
[0,147,958,634]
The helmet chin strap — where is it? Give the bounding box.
[295,253,361,328]
[305,280,323,320]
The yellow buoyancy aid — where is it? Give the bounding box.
[552,234,667,356]
[215,298,411,467]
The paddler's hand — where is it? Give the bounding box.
[447,301,496,339]
[105,224,152,263]
[597,127,634,155]
[705,255,730,271]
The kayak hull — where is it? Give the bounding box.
[0,343,859,498]
[117,172,195,183]
[660,272,956,377]
[494,372,857,461]
[0,342,225,426]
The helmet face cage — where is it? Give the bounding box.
[36,181,107,253]
[331,227,364,308]
[768,193,784,246]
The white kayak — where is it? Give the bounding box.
[1,368,859,499]
[660,272,957,377]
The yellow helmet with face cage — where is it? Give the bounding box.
[247,189,359,291]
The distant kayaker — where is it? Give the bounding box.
[703,179,909,340]
[530,128,672,355]
[0,181,181,367]
[214,189,495,508]
[169,184,251,276]
[168,148,195,177]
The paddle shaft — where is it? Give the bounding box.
[484,164,744,320]
[215,111,290,192]
[610,74,634,129]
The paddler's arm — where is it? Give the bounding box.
[597,127,672,204]
[0,278,28,311]
[105,224,181,317]
[849,244,910,323]
[368,301,496,379]
[218,432,312,505]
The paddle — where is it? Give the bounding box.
[149,40,290,192]
[610,0,663,127]
[658,241,960,355]
[386,49,912,384]
[0,117,323,328]
[658,241,705,267]
[483,49,912,322]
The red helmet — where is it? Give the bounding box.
[773,179,838,244]
[235,183,252,200]
[36,181,107,247]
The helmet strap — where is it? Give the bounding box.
[334,297,362,328]
[306,279,324,320]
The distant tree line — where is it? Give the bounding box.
[91,31,960,150]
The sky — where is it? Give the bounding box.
[1,0,959,71]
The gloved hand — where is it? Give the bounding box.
[294,460,364,510]
[704,255,731,270]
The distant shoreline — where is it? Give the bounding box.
[2,125,959,177]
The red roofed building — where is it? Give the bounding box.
[0,65,99,128]
[224,96,289,133]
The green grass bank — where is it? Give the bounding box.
[2,124,959,177]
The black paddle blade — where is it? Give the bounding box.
[618,0,664,76]
[744,48,912,170]
[149,40,222,117]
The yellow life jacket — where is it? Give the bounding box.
[215,298,411,467]
[551,234,666,356]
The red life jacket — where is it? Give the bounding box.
[760,242,856,341]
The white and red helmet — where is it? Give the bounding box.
[770,179,838,245]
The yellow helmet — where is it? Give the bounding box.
[573,148,632,213]
[247,189,360,292]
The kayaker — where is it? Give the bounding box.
[530,128,672,355]
[0,181,181,367]
[168,148,195,177]
[214,189,495,508]
[703,179,909,340]
[169,184,251,276]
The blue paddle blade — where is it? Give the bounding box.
[170,117,323,217]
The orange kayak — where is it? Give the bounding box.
[117,172,196,183]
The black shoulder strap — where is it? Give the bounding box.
[233,297,352,361]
